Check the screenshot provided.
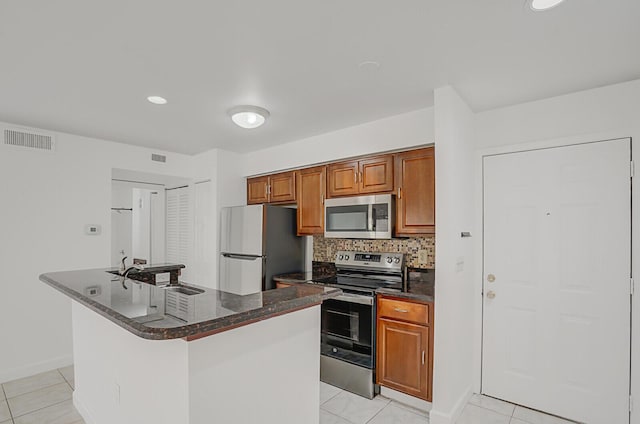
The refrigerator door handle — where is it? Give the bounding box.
[221,253,264,261]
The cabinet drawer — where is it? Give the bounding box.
[378,297,429,325]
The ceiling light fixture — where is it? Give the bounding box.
[529,0,566,11]
[228,105,270,129]
[147,96,168,105]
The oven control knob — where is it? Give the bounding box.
[393,257,400,264]
[338,255,344,260]
[386,257,393,264]
[344,255,350,260]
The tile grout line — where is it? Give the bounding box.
[1,384,14,422]
[320,388,343,407]
[10,396,72,420]
[363,398,391,424]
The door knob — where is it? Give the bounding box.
[487,274,496,282]
[486,291,496,299]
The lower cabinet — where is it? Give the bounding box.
[376,295,433,401]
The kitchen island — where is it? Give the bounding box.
[40,268,341,424]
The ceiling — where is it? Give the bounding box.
[0,0,639,155]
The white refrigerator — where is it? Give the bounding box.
[219,204,305,295]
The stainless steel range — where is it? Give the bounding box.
[320,250,404,399]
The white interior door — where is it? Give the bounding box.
[482,139,631,423]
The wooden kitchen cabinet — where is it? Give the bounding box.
[395,147,435,235]
[247,176,270,204]
[377,295,433,401]
[269,171,296,203]
[296,166,326,235]
[327,160,359,197]
[327,154,394,198]
[246,171,296,205]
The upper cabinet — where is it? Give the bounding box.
[296,166,326,235]
[395,147,435,235]
[246,146,435,237]
[247,176,270,205]
[327,154,394,198]
[247,171,296,205]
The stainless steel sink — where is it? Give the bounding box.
[163,286,204,296]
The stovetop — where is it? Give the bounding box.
[326,251,405,294]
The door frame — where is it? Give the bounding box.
[471,131,634,421]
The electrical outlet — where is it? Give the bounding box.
[456,256,465,273]
[418,250,429,264]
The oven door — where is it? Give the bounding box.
[324,194,393,239]
[321,293,375,369]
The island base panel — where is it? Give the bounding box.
[71,301,321,424]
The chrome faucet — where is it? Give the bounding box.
[121,264,145,278]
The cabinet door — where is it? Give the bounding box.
[359,155,394,194]
[327,160,359,198]
[377,318,429,400]
[270,171,296,204]
[296,166,326,235]
[395,148,435,235]
[247,176,270,205]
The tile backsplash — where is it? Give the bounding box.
[313,235,435,269]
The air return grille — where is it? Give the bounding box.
[3,128,55,151]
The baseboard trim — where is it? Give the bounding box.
[73,391,97,424]
[0,354,73,384]
[379,386,432,413]
[429,386,473,424]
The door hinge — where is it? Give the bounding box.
[631,160,635,178]
[631,278,635,296]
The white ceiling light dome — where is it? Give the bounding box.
[228,105,270,129]
[529,0,566,11]
[147,95,168,105]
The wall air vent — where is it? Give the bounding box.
[151,153,166,163]
[3,128,55,151]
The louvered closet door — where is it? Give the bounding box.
[166,187,193,282]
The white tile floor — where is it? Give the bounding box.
[0,368,578,424]
[0,366,82,424]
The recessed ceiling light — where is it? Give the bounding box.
[529,0,566,11]
[147,96,168,105]
[358,61,381,71]
[228,105,270,129]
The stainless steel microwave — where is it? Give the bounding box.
[324,194,394,239]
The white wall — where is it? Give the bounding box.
[191,148,246,289]
[430,87,476,424]
[0,122,194,383]
[473,78,640,424]
[243,108,434,176]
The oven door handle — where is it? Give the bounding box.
[334,293,374,305]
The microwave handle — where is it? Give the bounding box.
[368,204,374,231]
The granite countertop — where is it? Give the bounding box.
[40,267,341,341]
[273,271,336,284]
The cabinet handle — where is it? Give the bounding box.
[397,187,402,199]
[359,172,363,183]
[265,184,268,198]
[354,172,357,184]
[321,193,324,205]
[422,351,425,365]
[394,307,408,313]
[268,184,271,195]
